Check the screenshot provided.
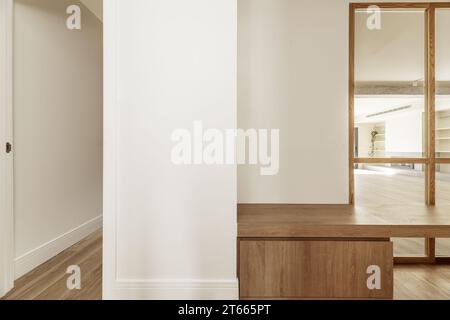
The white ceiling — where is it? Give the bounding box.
[355,9,450,82]
[355,9,450,123]
[80,0,102,21]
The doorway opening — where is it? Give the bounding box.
[0,0,103,299]
[350,2,450,263]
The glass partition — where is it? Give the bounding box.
[355,163,425,206]
[436,9,450,158]
[354,9,426,159]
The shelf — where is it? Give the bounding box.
[436,128,450,131]
[437,137,450,140]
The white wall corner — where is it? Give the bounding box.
[80,0,102,22]
[14,215,102,280]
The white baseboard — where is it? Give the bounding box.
[14,215,103,279]
[104,279,239,300]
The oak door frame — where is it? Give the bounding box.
[0,0,14,298]
[349,2,450,263]
[349,2,450,205]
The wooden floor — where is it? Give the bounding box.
[2,230,102,300]
[355,168,450,207]
[355,169,450,256]
[395,265,450,300]
[4,169,450,300]
[1,229,450,300]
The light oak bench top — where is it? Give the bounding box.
[238,204,450,238]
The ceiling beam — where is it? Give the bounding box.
[355,81,450,96]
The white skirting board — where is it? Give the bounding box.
[14,215,102,279]
[104,280,239,300]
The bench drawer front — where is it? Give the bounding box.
[239,240,393,299]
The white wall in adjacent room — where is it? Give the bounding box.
[14,0,103,278]
[385,112,424,157]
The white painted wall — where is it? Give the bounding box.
[103,0,237,299]
[14,0,103,278]
[238,0,349,203]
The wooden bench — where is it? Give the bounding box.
[237,204,450,300]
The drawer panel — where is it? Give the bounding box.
[239,240,393,299]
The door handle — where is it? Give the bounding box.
[6,142,12,154]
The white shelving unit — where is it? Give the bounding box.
[436,110,450,173]
[373,123,386,157]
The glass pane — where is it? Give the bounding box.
[355,163,425,206]
[436,164,450,205]
[436,9,450,158]
[436,162,450,257]
[354,9,426,159]
[393,238,425,257]
[437,239,450,257]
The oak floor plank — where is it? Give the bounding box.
[34,246,102,300]
[355,170,450,256]
[2,230,102,300]
[395,265,450,300]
